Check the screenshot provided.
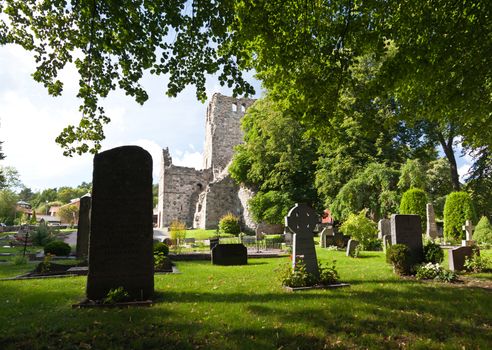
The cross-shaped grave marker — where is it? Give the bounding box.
[285,203,319,278]
[462,220,475,247]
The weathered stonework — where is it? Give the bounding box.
[158,93,256,230]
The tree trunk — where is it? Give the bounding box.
[436,131,461,191]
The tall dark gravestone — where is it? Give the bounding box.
[285,203,319,279]
[76,195,91,259]
[86,146,154,301]
[391,214,424,265]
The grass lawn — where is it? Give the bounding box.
[0,249,491,349]
[184,229,234,240]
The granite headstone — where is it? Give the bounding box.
[346,239,359,257]
[449,246,477,271]
[426,203,438,240]
[211,244,247,265]
[378,219,391,240]
[285,203,319,278]
[319,226,334,248]
[391,214,424,265]
[86,146,154,301]
[76,195,91,259]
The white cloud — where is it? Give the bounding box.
[0,44,261,191]
[173,150,203,169]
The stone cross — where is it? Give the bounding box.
[461,220,475,247]
[285,203,319,278]
[426,203,438,239]
[462,220,474,240]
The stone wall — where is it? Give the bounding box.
[158,93,256,230]
[203,94,255,177]
[157,149,212,228]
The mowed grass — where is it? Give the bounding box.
[0,249,491,349]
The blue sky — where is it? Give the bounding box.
[0,44,472,191]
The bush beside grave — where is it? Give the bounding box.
[473,216,492,245]
[44,240,71,256]
[443,191,476,241]
[423,240,444,264]
[399,188,428,230]
[219,213,241,235]
[386,244,412,275]
[339,209,377,250]
[279,258,340,288]
[415,263,458,282]
[153,242,169,256]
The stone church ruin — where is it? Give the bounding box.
[157,93,256,230]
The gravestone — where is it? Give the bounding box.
[449,246,477,271]
[209,237,220,251]
[382,234,391,252]
[462,220,475,247]
[346,239,359,257]
[426,203,438,240]
[285,203,319,278]
[319,226,334,248]
[378,219,391,239]
[76,195,91,259]
[391,214,424,265]
[86,146,154,301]
[211,244,247,265]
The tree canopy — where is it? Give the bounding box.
[1,1,490,155]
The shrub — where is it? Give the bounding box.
[278,258,340,287]
[32,222,55,246]
[473,216,492,245]
[153,242,169,256]
[44,240,71,256]
[339,209,377,250]
[219,213,241,235]
[443,191,476,241]
[318,260,340,285]
[12,255,27,265]
[464,251,490,273]
[423,241,444,264]
[169,220,186,253]
[386,244,412,275]
[415,263,458,282]
[154,252,173,271]
[399,188,428,231]
[278,258,316,288]
[104,287,130,304]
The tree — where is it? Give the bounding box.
[229,96,319,224]
[0,189,18,224]
[57,204,79,225]
[330,163,400,222]
[473,216,492,245]
[465,147,492,218]
[443,191,476,241]
[399,188,428,231]
[0,166,23,191]
[1,0,254,155]
[398,160,428,192]
[2,1,490,155]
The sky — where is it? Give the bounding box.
[0,44,262,190]
[0,44,472,192]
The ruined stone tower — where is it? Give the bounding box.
[157,93,256,230]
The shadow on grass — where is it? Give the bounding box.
[1,275,491,349]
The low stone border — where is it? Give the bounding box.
[72,299,153,309]
[283,283,350,292]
